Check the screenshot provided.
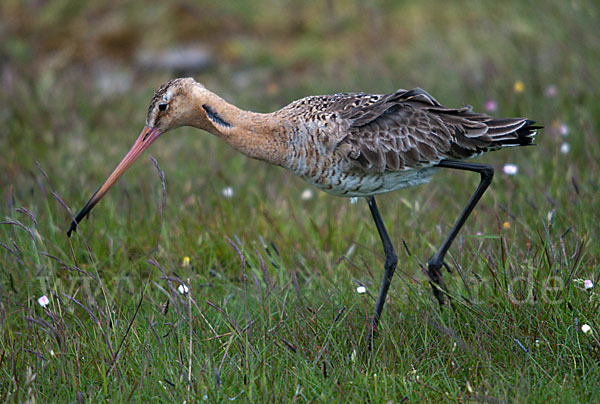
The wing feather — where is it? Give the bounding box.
[332,88,536,172]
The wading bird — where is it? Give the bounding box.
[68,78,538,327]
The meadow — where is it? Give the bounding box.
[1,1,600,402]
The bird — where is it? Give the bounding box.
[67,77,539,328]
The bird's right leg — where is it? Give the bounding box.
[427,160,494,306]
[367,196,399,329]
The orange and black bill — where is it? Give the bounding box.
[67,126,161,237]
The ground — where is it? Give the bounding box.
[1,1,600,402]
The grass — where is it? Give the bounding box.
[2,0,600,402]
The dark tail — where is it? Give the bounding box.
[488,118,541,147]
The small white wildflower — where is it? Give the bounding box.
[178,284,189,295]
[301,188,314,201]
[581,324,592,334]
[559,123,569,137]
[356,286,367,294]
[50,349,55,357]
[560,142,570,154]
[221,186,234,198]
[535,339,540,348]
[544,84,557,98]
[38,295,49,308]
[475,231,483,236]
[503,163,518,175]
[584,279,594,290]
[349,197,358,204]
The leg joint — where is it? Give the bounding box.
[384,252,398,269]
[427,255,442,270]
[480,165,494,183]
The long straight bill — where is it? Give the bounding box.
[67,126,161,236]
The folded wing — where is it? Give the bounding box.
[334,88,538,173]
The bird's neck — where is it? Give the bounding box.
[191,89,289,166]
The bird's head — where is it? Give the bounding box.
[66,77,209,236]
[145,77,202,133]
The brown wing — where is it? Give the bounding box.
[334,88,536,172]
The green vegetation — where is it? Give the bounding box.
[1,0,599,402]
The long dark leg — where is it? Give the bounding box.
[367,196,398,328]
[428,160,494,306]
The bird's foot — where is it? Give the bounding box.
[427,260,447,306]
[366,317,380,352]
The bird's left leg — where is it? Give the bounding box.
[428,159,494,306]
[367,196,398,329]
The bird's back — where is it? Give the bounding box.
[276,88,538,196]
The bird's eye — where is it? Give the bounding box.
[158,103,168,111]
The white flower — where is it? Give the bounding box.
[178,284,189,295]
[584,279,594,290]
[221,186,234,198]
[581,324,592,334]
[559,124,569,137]
[301,188,314,201]
[350,197,358,204]
[38,295,49,308]
[544,84,558,98]
[356,286,366,294]
[560,142,570,154]
[503,164,518,175]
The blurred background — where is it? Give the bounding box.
[2,0,599,198]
